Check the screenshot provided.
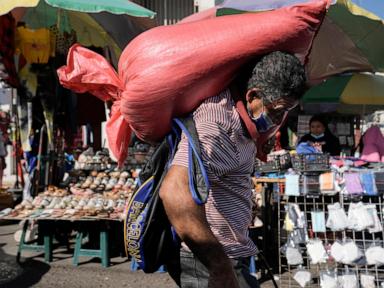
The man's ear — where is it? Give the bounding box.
[245,88,260,103]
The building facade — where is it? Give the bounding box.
[134,0,215,25]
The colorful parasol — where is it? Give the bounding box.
[302,73,384,114]
[0,0,155,18]
[1,0,156,60]
[183,0,384,84]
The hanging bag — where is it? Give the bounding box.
[124,117,209,272]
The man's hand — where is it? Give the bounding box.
[160,165,239,287]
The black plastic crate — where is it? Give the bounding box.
[278,153,292,170]
[291,153,330,172]
[255,153,292,173]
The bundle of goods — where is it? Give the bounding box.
[58,0,328,165]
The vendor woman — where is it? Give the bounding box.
[298,114,341,155]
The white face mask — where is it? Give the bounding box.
[311,133,324,139]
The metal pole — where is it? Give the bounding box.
[35,124,46,195]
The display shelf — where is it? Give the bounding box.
[279,192,384,287]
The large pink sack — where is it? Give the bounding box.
[58,0,328,165]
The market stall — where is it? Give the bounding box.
[252,70,384,286]
[253,148,384,287]
[0,0,156,197]
[279,159,384,287]
[0,146,154,267]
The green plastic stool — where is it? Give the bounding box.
[72,223,110,268]
[17,220,53,263]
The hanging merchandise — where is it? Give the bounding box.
[374,171,384,192]
[347,202,374,231]
[337,273,358,288]
[17,98,32,152]
[360,171,378,196]
[365,245,384,266]
[284,212,295,232]
[329,241,344,263]
[19,64,38,98]
[319,171,335,194]
[365,204,383,234]
[58,0,328,165]
[310,210,326,233]
[303,174,320,196]
[330,240,363,265]
[320,270,338,288]
[284,203,308,245]
[41,100,54,149]
[279,165,384,287]
[287,229,308,245]
[285,203,307,230]
[360,274,376,288]
[306,239,327,264]
[284,245,304,266]
[326,202,348,231]
[285,173,300,196]
[344,172,364,195]
[293,268,312,288]
[15,26,52,64]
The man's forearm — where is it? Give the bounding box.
[159,165,233,272]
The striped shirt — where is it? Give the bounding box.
[172,89,258,258]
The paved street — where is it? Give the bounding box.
[0,222,276,288]
[0,222,177,288]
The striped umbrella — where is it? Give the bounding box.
[183,0,384,85]
[302,73,384,114]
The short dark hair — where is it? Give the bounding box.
[246,51,307,104]
[309,114,328,128]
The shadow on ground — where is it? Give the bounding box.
[0,244,50,288]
